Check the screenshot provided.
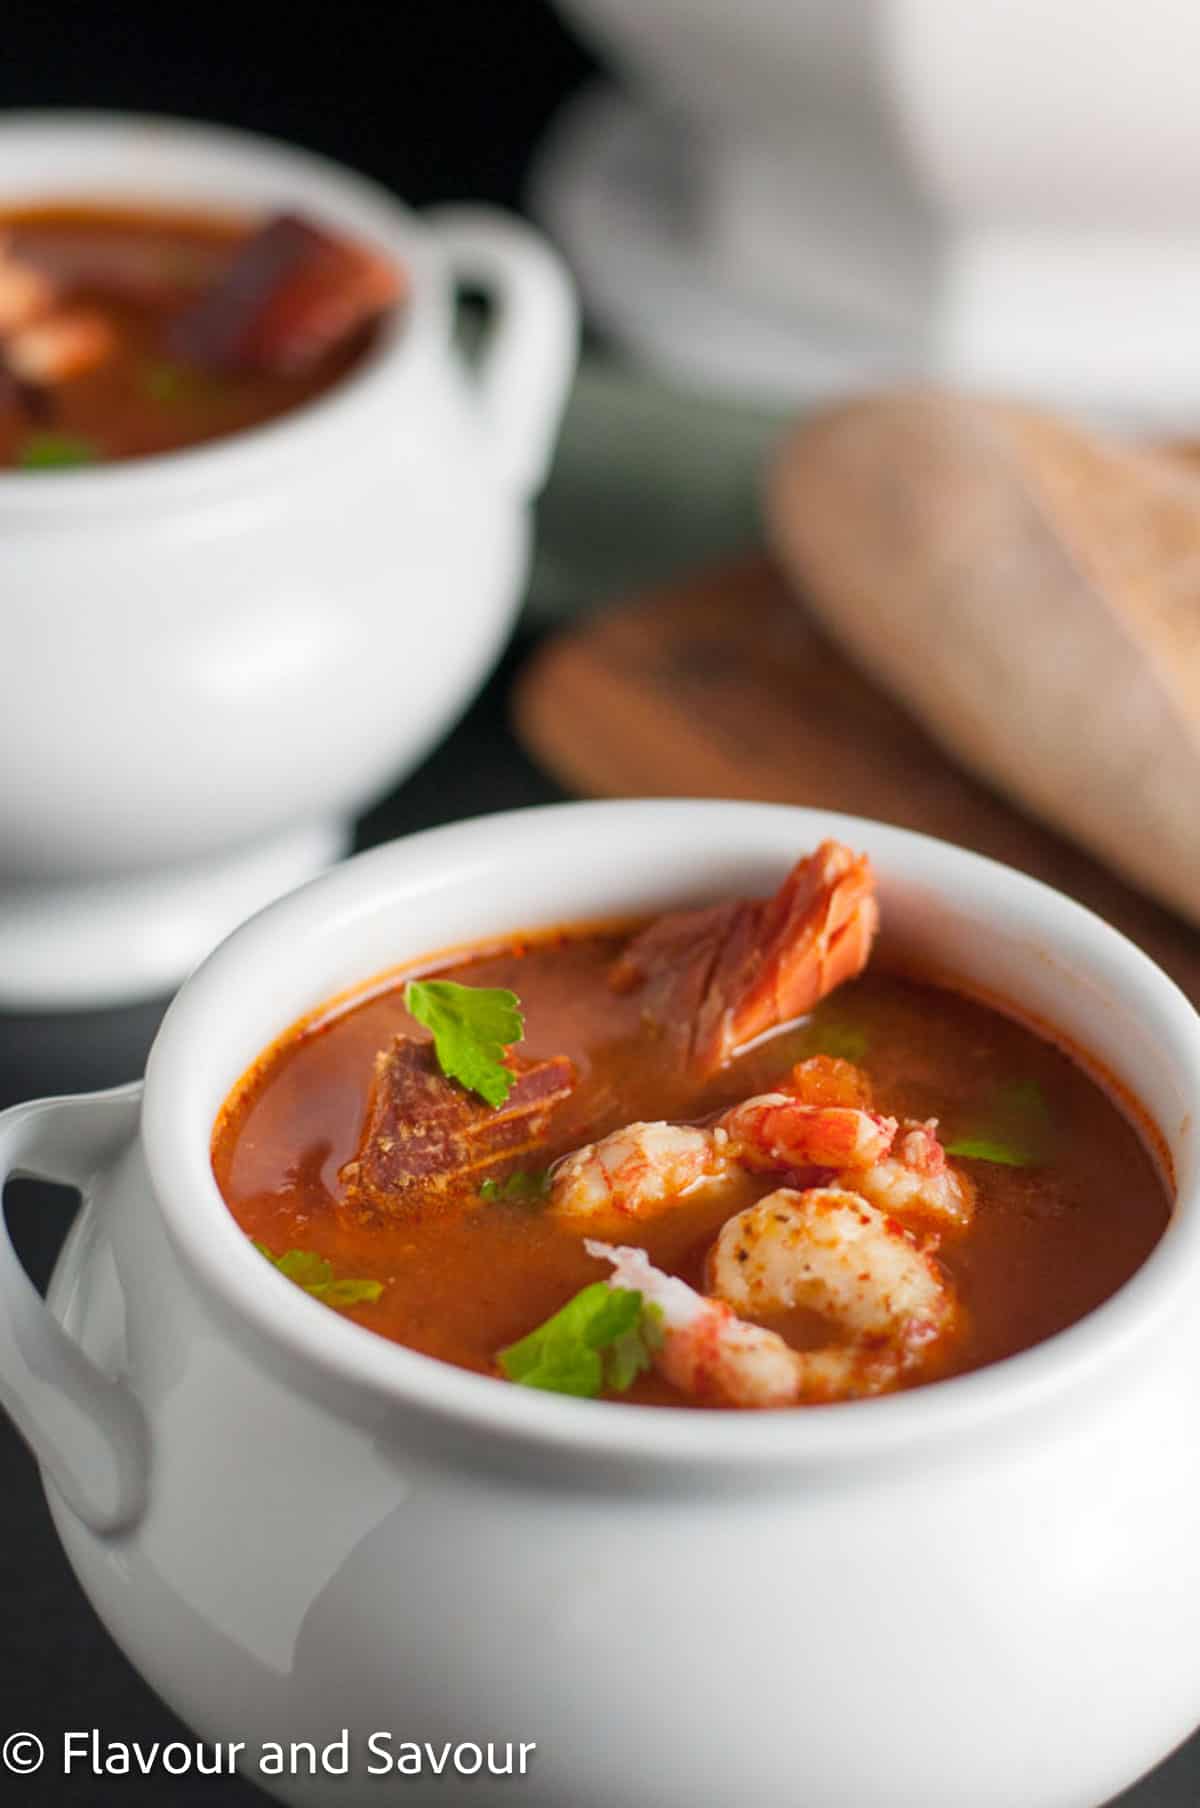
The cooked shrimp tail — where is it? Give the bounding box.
[584,1239,806,1407]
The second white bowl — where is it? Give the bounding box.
[0,113,578,1008]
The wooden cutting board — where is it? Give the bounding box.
[513,555,1200,1002]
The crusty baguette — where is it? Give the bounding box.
[767,392,1200,927]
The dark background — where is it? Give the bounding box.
[0,4,591,1803]
[0,0,599,210]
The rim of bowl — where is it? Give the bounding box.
[0,110,441,511]
[142,800,1200,1472]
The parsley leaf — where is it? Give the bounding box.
[806,1021,868,1062]
[943,1137,1029,1167]
[18,432,98,469]
[605,1301,665,1392]
[479,1168,552,1204]
[945,1079,1053,1168]
[498,1283,662,1397]
[140,360,186,402]
[778,1016,869,1064]
[405,978,524,1107]
[254,1243,383,1309]
[322,1277,387,1307]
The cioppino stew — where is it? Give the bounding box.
[212,843,1171,1410]
[0,203,403,467]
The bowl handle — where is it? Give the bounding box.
[428,204,579,496]
[0,1084,148,1533]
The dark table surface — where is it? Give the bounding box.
[0,629,1196,1808]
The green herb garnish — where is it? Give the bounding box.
[480,1168,552,1203]
[405,979,523,1107]
[17,432,98,469]
[498,1283,664,1398]
[945,1079,1053,1168]
[943,1137,1029,1166]
[140,360,185,402]
[254,1243,383,1309]
[139,359,231,405]
[803,1020,869,1062]
[774,1015,869,1065]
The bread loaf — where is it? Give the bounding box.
[767,393,1200,926]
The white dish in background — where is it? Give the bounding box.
[0,800,1195,1806]
[0,112,577,1009]
[531,85,911,405]
[538,0,1200,427]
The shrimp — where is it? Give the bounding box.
[584,1239,805,1408]
[773,1057,972,1228]
[588,1192,958,1407]
[550,1122,733,1222]
[611,840,878,1076]
[720,1092,897,1171]
[550,1048,965,1233]
[709,1188,954,1352]
[550,1091,897,1223]
[551,1078,900,1224]
[842,1118,975,1228]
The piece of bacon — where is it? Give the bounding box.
[611,840,878,1076]
[169,211,404,376]
[338,1037,575,1218]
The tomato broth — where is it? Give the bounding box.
[213,922,1170,1409]
[0,202,401,467]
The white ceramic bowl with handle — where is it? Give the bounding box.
[0,113,577,1009]
[2,800,1199,1808]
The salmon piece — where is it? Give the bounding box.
[611,841,878,1075]
[170,211,404,375]
[338,1037,575,1218]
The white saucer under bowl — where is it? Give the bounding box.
[0,821,347,1011]
[529,85,919,406]
[533,77,1200,430]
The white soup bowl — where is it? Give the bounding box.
[0,800,1198,1807]
[0,114,577,1007]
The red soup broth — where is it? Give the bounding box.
[211,927,1172,1409]
[0,202,400,467]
